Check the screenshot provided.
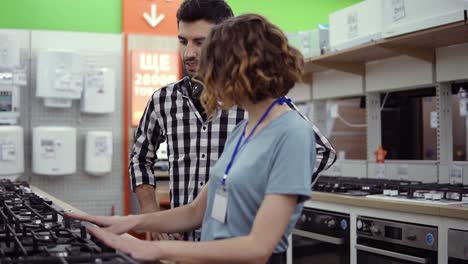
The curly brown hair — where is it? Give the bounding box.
[196,13,304,120]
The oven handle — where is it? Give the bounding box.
[292,229,345,245]
[355,244,430,264]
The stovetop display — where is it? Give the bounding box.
[314,176,468,204]
[0,180,140,264]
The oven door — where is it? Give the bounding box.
[356,239,437,264]
[449,258,468,264]
[292,229,349,264]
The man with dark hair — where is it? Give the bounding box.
[129,0,336,242]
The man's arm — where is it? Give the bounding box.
[311,123,337,182]
[286,100,337,182]
[129,97,164,214]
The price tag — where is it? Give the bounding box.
[450,165,463,185]
[94,136,112,156]
[0,71,13,85]
[0,142,16,161]
[376,163,386,179]
[12,69,27,86]
[347,11,358,39]
[430,111,438,129]
[397,164,409,180]
[460,99,467,117]
[392,0,406,22]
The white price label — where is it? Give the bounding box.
[94,136,112,156]
[460,98,467,117]
[430,111,438,129]
[450,165,463,185]
[347,11,358,39]
[397,164,409,180]
[40,139,57,160]
[12,69,27,86]
[0,71,13,85]
[0,142,16,161]
[376,163,386,179]
[392,0,406,22]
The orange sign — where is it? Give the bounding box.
[131,50,180,126]
[122,0,181,35]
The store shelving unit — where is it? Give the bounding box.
[304,21,468,77]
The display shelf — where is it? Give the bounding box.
[305,21,468,75]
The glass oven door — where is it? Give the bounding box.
[449,258,468,264]
[356,239,437,264]
[292,229,349,264]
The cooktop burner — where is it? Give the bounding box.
[315,176,468,204]
[0,179,140,264]
[313,176,422,196]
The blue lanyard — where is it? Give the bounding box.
[222,97,292,189]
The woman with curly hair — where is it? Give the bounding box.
[67,14,316,264]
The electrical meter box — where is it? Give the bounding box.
[0,32,20,68]
[32,126,76,176]
[0,85,20,124]
[0,125,24,180]
[81,68,116,113]
[36,50,83,99]
[85,131,113,176]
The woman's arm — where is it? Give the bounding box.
[90,193,297,263]
[135,183,209,233]
[67,184,208,235]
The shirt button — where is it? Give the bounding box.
[202,126,207,131]
[201,154,206,158]
[199,181,204,186]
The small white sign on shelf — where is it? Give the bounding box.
[450,165,463,185]
[376,163,386,179]
[397,164,409,181]
[430,111,438,129]
[12,69,27,86]
[347,11,358,39]
[392,0,406,22]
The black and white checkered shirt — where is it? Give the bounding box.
[130,77,336,209]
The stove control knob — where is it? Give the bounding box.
[300,214,307,223]
[370,225,381,235]
[327,219,336,229]
[357,220,363,230]
[406,233,417,241]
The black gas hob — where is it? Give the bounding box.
[314,176,468,203]
[0,180,140,264]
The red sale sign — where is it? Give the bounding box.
[131,50,180,126]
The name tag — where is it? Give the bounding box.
[212,189,228,224]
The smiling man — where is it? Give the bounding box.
[129,0,336,243]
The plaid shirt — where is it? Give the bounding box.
[130,77,336,209]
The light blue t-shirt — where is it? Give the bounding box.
[201,110,316,253]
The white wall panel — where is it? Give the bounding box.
[365,55,433,92]
[436,43,468,82]
[288,82,312,103]
[312,69,363,99]
[28,30,124,215]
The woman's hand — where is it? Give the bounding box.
[87,226,162,261]
[64,212,140,235]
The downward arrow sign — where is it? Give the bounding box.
[143,4,165,28]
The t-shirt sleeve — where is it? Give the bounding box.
[265,124,316,203]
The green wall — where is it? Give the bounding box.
[0,0,122,33]
[0,0,360,33]
[228,0,362,32]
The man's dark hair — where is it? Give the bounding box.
[176,0,234,25]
